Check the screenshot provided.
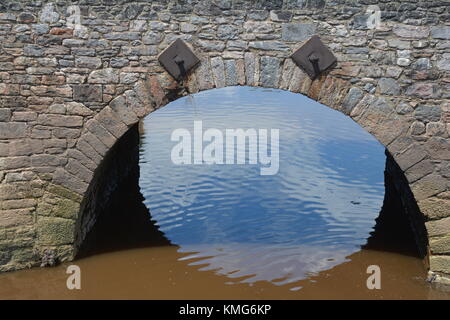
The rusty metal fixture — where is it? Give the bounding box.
[158,39,200,82]
[291,35,337,80]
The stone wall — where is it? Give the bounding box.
[0,0,449,283]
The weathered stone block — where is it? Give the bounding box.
[73,85,103,102]
[396,144,427,172]
[197,40,226,52]
[341,87,364,115]
[406,83,440,99]
[23,44,44,57]
[85,119,116,148]
[405,159,434,184]
[37,114,83,128]
[0,109,12,122]
[0,156,31,170]
[260,56,280,88]
[282,23,315,42]
[88,68,119,84]
[393,24,429,39]
[0,122,27,139]
[0,208,34,228]
[81,132,107,158]
[36,216,75,245]
[244,22,274,33]
[412,174,448,201]
[414,105,442,123]
[75,56,102,69]
[427,217,450,237]
[39,3,59,24]
[109,96,139,126]
[195,60,214,91]
[65,159,93,184]
[419,198,450,220]
[110,57,130,68]
[430,255,450,274]
[244,52,259,86]
[211,57,226,88]
[121,46,157,56]
[52,168,88,196]
[67,149,97,172]
[0,199,36,211]
[270,10,292,22]
[431,26,450,40]
[96,107,129,138]
[224,60,238,86]
[377,78,400,96]
[425,137,450,161]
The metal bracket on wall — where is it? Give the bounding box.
[158,39,200,82]
[291,35,337,80]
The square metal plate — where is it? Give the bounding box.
[158,39,200,81]
[291,35,337,80]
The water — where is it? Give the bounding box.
[138,86,386,287]
[1,86,449,299]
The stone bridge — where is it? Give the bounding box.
[0,0,449,283]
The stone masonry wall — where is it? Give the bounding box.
[0,0,449,282]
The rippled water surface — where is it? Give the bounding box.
[139,86,386,288]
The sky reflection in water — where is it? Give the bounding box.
[139,86,386,287]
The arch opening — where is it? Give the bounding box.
[76,86,428,288]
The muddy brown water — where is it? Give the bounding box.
[0,245,449,300]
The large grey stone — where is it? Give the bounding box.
[143,32,164,45]
[393,24,429,39]
[224,60,238,86]
[260,56,280,88]
[412,174,448,201]
[341,87,364,115]
[96,107,129,138]
[425,137,450,160]
[75,57,102,69]
[0,123,27,139]
[52,168,88,196]
[414,105,442,123]
[65,159,93,184]
[431,26,450,40]
[244,22,274,33]
[282,23,315,42]
[39,3,59,24]
[73,85,103,102]
[85,119,116,148]
[23,44,44,57]
[196,60,214,91]
[88,68,119,84]
[37,114,83,128]
[377,78,401,96]
[217,25,239,40]
[211,57,226,88]
[437,53,450,71]
[0,109,12,122]
[244,53,258,86]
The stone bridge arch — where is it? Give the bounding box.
[0,0,449,283]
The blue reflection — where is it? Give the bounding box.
[139,86,386,286]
